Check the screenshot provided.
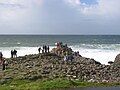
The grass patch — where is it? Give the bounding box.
[0,79,120,90]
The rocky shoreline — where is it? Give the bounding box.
[0,42,120,84]
[0,51,120,84]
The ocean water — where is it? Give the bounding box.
[0,35,120,64]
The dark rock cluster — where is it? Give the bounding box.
[0,52,119,83]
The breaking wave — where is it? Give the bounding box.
[0,44,120,65]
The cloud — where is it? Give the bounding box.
[33,0,43,6]
[0,0,44,21]
[64,0,120,17]
[0,0,27,9]
[0,3,25,8]
[64,0,81,6]
[0,0,43,9]
[0,0,120,34]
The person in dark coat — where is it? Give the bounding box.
[2,59,5,70]
[44,45,47,53]
[11,50,14,58]
[47,46,50,53]
[13,49,17,58]
[0,52,3,65]
[0,52,3,60]
[38,47,41,53]
[43,45,45,53]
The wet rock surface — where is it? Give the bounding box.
[0,52,120,83]
[113,54,120,66]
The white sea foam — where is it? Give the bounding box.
[71,46,120,65]
[0,46,55,58]
[0,45,120,65]
[1,47,38,58]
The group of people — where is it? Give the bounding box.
[56,42,67,49]
[0,42,81,71]
[73,51,81,57]
[64,51,80,62]
[54,42,81,62]
[64,54,74,62]
[11,49,17,58]
[0,49,17,71]
[38,45,50,53]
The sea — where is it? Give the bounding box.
[0,35,120,65]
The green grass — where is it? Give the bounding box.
[0,79,120,90]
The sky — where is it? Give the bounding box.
[0,0,120,35]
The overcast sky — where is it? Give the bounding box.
[0,0,120,35]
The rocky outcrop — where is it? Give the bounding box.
[113,54,120,67]
[0,52,120,83]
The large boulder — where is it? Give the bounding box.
[113,54,120,66]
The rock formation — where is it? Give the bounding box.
[113,54,120,67]
[0,44,120,84]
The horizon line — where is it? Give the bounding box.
[0,34,120,36]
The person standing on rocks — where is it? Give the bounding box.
[65,51,68,56]
[69,54,74,62]
[11,50,14,58]
[44,45,47,53]
[0,52,6,70]
[65,44,67,48]
[38,47,41,53]
[47,46,50,53]
[64,55,67,61]
[42,49,44,53]
[0,52,3,67]
[2,58,6,70]
[0,52,3,60]
[13,49,17,58]
[43,45,45,53]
